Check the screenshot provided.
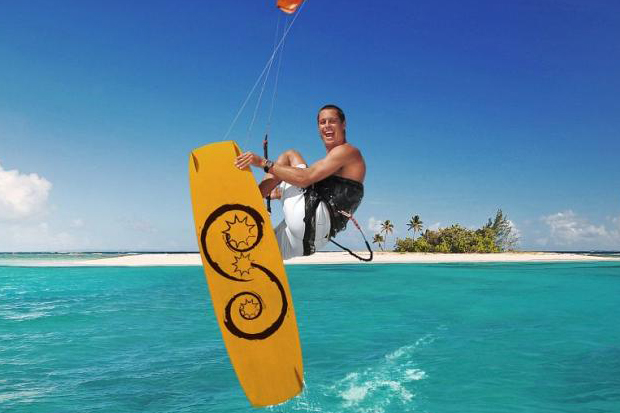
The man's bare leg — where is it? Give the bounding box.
[258,149,307,198]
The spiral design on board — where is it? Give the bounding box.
[200,204,287,340]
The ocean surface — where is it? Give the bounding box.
[2,258,620,412]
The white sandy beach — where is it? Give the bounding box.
[30,251,620,266]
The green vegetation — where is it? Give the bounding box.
[376,209,518,253]
[372,233,385,251]
[407,215,423,238]
[380,220,394,250]
[483,209,519,251]
[394,225,499,253]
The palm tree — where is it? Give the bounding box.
[407,215,424,238]
[381,220,394,250]
[372,233,385,251]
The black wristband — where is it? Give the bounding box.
[263,160,274,173]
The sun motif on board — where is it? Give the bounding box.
[222,214,256,249]
[232,252,254,277]
[239,298,261,320]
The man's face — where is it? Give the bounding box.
[318,108,346,148]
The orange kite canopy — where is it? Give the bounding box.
[277,0,304,14]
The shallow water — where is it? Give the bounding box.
[1,262,619,412]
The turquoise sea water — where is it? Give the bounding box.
[2,261,620,412]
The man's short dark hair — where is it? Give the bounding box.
[318,104,345,123]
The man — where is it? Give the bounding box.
[234,104,366,259]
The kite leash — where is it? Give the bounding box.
[263,134,271,213]
[329,210,373,262]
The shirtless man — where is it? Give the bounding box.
[234,104,366,259]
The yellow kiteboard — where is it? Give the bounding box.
[188,141,303,407]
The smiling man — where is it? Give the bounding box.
[234,104,366,259]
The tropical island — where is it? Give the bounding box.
[374,210,518,253]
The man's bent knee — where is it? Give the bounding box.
[276,149,306,166]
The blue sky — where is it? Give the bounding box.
[1,0,619,251]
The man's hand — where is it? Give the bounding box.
[234,151,264,170]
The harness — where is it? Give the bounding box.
[301,176,373,262]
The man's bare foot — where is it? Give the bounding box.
[269,187,282,200]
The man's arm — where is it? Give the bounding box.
[272,145,356,187]
[235,144,359,188]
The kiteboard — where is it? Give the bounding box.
[189,141,303,407]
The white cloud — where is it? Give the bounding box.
[367,217,399,240]
[0,222,90,251]
[507,219,521,240]
[70,218,84,228]
[0,163,92,251]
[609,216,620,239]
[118,216,158,234]
[0,162,52,220]
[542,210,609,246]
[367,217,383,233]
[427,222,441,231]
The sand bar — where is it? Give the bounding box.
[10,251,619,267]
